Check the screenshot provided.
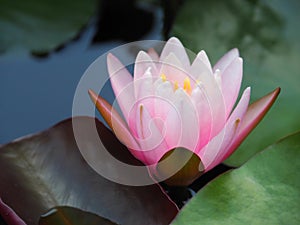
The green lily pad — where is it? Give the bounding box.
[171,131,300,224]
[0,0,96,54]
[0,117,178,225]
[39,206,118,225]
[171,0,300,166]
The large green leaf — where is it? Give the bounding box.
[0,0,96,54]
[171,0,300,166]
[171,131,300,224]
[0,117,178,225]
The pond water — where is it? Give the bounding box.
[0,8,163,145]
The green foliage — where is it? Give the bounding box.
[0,0,96,54]
[171,0,300,166]
[171,131,300,224]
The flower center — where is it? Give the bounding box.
[183,77,192,93]
[160,74,192,94]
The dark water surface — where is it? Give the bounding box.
[0,10,162,144]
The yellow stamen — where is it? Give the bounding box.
[174,81,179,91]
[183,77,192,93]
[161,74,167,82]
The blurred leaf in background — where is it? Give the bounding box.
[170,0,300,166]
[0,0,97,55]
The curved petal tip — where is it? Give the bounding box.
[88,89,140,151]
[223,87,281,161]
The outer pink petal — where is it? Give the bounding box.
[162,105,181,149]
[199,118,240,172]
[160,37,190,67]
[221,57,243,118]
[133,51,157,116]
[191,57,227,138]
[213,48,239,72]
[129,103,169,165]
[0,198,27,225]
[134,51,158,80]
[134,72,154,100]
[133,71,156,117]
[88,90,140,151]
[190,52,213,79]
[196,50,213,74]
[220,87,281,161]
[198,87,251,171]
[107,53,135,122]
[191,86,213,150]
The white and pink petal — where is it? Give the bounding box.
[160,37,190,67]
[198,87,251,171]
[88,90,140,151]
[221,57,243,117]
[129,103,169,165]
[107,53,135,122]
[220,87,280,162]
[134,51,158,80]
[213,48,239,72]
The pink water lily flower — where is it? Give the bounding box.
[89,37,280,185]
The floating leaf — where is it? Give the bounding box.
[171,131,300,224]
[0,117,178,225]
[39,206,118,225]
[0,0,96,54]
[171,0,300,166]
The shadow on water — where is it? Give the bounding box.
[161,163,233,208]
[92,0,154,42]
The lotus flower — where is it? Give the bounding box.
[89,37,280,185]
